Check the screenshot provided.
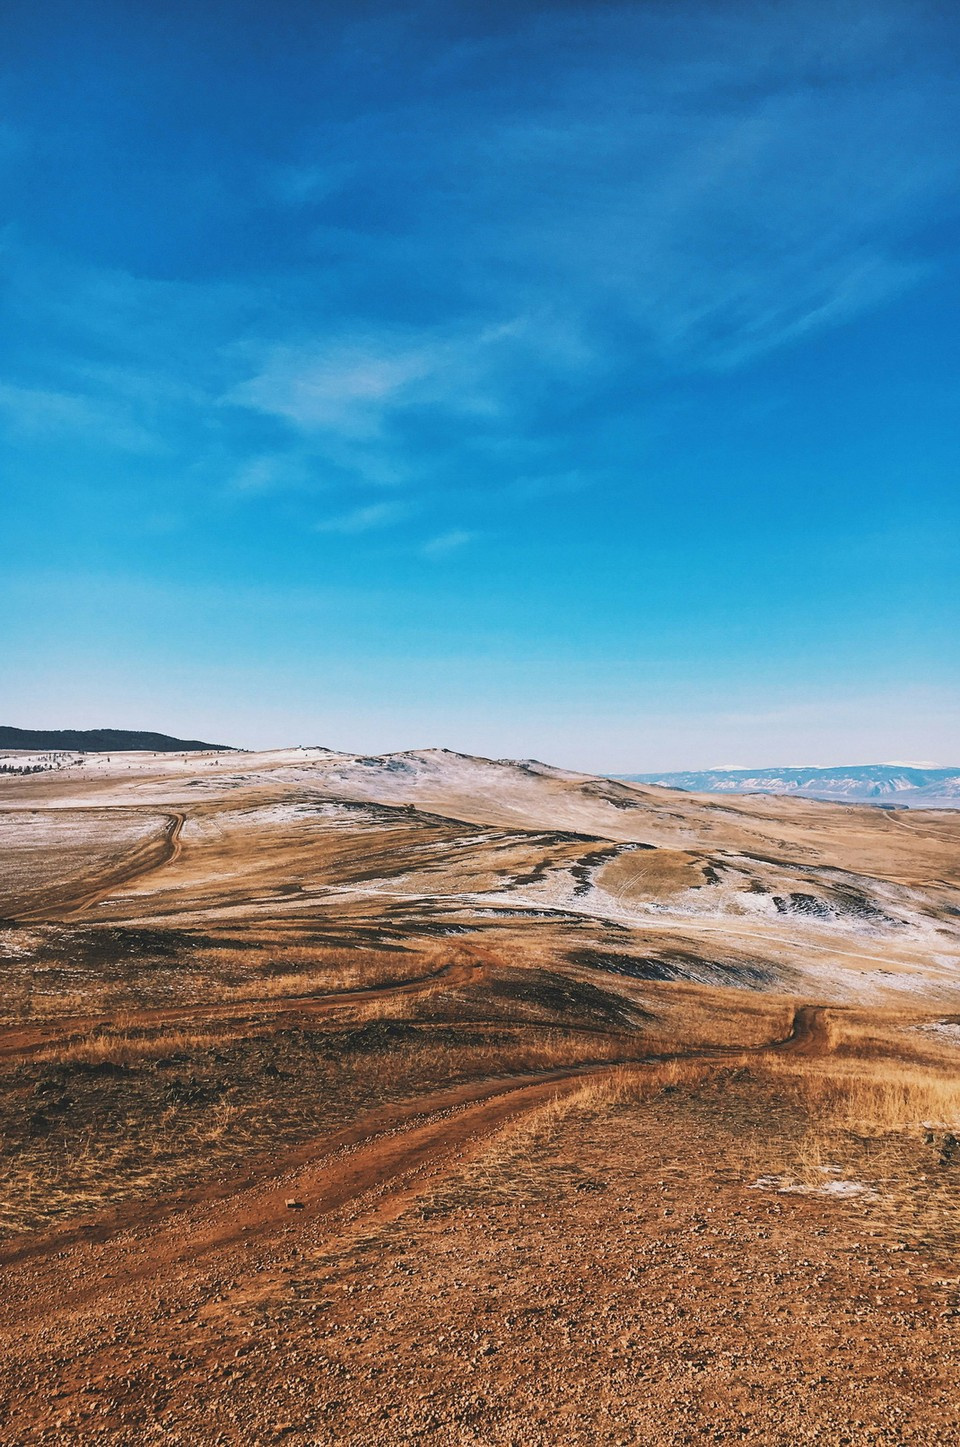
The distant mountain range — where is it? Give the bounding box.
[0,727,231,753]
[618,764,960,809]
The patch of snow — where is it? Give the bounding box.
[817,1180,875,1199]
[749,1174,876,1200]
[913,1021,960,1045]
[881,761,940,768]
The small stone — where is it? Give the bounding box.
[285,1199,304,1210]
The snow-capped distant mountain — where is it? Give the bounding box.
[617,764,960,809]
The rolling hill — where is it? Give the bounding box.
[1,744,960,1440]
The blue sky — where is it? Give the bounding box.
[2,0,958,769]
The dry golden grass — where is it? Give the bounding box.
[0,944,446,1026]
[36,1026,229,1067]
[0,986,112,1024]
[836,1071,960,1134]
[357,1032,642,1096]
[416,1059,703,1214]
[634,982,796,1054]
[98,1023,631,1077]
[471,1041,960,1210]
[197,944,438,998]
[529,1058,722,1114]
[470,1057,718,1171]
[758,1054,960,1134]
[0,1100,243,1236]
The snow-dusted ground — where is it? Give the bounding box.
[750,1173,877,1200]
[913,1021,960,1047]
[0,753,81,774]
[0,808,172,917]
[3,744,959,1005]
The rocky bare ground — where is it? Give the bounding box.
[0,748,959,1443]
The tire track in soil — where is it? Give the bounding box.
[0,949,493,1062]
[0,1062,629,1326]
[771,1002,831,1054]
[0,1000,830,1281]
[10,811,186,925]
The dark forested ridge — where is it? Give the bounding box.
[0,727,232,752]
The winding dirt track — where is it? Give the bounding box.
[772,1002,831,1054]
[12,811,186,925]
[0,1001,831,1285]
[0,949,492,1063]
[0,1063,626,1332]
[64,810,186,919]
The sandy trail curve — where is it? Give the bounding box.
[0,1063,626,1325]
[11,811,186,924]
[770,1003,831,1054]
[0,1002,832,1285]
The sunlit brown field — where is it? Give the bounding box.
[1,746,959,1444]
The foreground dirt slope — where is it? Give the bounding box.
[1,748,959,1444]
[1,1060,959,1445]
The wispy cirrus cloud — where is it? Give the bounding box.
[232,343,436,437]
[420,529,475,559]
[227,315,570,439]
[4,0,960,539]
[314,500,409,534]
[223,315,590,520]
[247,1,960,378]
[0,379,158,452]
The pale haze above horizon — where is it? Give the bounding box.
[3,1,958,774]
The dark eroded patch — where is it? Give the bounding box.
[568,948,779,991]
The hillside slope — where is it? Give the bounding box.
[2,744,959,1006]
[2,745,960,1443]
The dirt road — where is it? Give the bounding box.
[11,812,186,924]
